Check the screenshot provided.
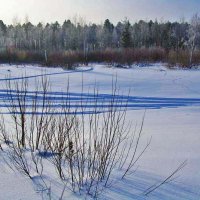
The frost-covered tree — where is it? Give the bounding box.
[0,17,198,54]
[188,14,200,65]
[87,24,98,50]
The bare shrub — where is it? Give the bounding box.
[0,76,151,199]
[168,50,190,67]
[2,47,200,68]
[87,48,166,65]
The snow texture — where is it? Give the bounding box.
[0,63,200,199]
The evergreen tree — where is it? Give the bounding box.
[121,20,132,48]
[103,19,114,47]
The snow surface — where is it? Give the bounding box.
[0,63,200,199]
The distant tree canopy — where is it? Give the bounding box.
[0,16,199,54]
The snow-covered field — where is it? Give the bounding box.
[0,63,200,199]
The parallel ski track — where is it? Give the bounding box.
[0,66,199,114]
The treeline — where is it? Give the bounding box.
[0,14,200,67]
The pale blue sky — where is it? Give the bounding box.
[0,0,199,24]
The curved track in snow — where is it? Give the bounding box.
[0,67,93,81]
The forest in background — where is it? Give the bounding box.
[0,14,200,67]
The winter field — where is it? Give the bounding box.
[0,63,200,199]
